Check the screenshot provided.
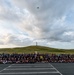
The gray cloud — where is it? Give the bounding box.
[0,0,74,48]
[0,0,25,22]
[0,33,33,46]
[12,0,74,42]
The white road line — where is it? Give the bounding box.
[4,68,55,70]
[49,63,63,75]
[12,64,51,66]
[12,64,50,65]
[0,64,13,73]
[0,71,60,74]
[0,63,62,75]
[9,66,52,67]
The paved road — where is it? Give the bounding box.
[51,63,74,75]
[0,63,74,75]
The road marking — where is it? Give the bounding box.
[0,64,13,72]
[9,66,52,67]
[12,64,52,66]
[12,64,50,65]
[0,71,60,74]
[49,63,63,75]
[4,68,55,70]
[0,63,62,75]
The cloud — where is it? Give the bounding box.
[0,0,74,48]
[0,0,25,23]
[0,33,34,47]
[11,0,74,42]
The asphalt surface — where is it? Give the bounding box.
[51,63,74,75]
[0,63,74,75]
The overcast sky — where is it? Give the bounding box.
[0,0,74,49]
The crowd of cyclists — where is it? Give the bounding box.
[0,53,74,64]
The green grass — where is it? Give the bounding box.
[0,45,74,54]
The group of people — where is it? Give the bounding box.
[0,53,74,64]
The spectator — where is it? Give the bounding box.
[0,53,74,64]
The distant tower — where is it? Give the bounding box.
[36,42,38,46]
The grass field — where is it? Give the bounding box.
[0,45,74,54]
